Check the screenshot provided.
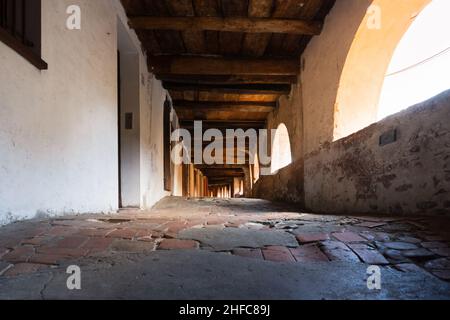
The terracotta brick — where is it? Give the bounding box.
[296,233,330,244]
[165,222,189,234]
[332,232,366,243]
[81,237,114,252]
[21,236,54,246]
[1,246,34,263]
[106,229,138,240]
[47,226,75,236]
[134,229,153,238]
[290,244,329,262]
[3,263,48,277]
[0,248,9,259]
[137,236,155,242]
[55,236,88,249]
[111,240,155,252]
[232,248,264,260]
[28,254,67,265]
[158,239,199,250]
[262,246,295,263]
[76,228,112,237]
[36,246,89,258]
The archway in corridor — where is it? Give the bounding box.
[378,0,450,119]
[333,0,431,140]
[271,123,292,174]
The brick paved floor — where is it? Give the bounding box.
[1,197,450,299]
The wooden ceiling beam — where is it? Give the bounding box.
[164,83,291,95]
[129,17,322,35]
[149,56,299,76]
[173,101,275,113]
[156,74,298,85]
[181,120,265,130]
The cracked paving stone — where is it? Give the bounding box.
[384,242,419,250]
[424,258,450,270]
[347,244,389,265]
[360,231,391,242]
[296,233,330,244]
[384,249,410,263]
[429,247,450,257]
[320,241,360,263]
[421,242,449,249]
[397,236,422,244]
[355,221,387,228]
[431,270,450,281]
[395,263,426,273]
[402,248,435,258]
[332,232,366,243]
[178,227,298,251]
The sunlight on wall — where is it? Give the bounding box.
[378,0,450,120]
[253,153,260,183]
[271,124,292,174]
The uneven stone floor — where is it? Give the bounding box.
[1,197,450,300]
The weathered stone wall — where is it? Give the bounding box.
[252,83,305,205]
[305,90,450,216]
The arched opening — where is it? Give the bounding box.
[333,0,431,140]
[271,124,292,174]
[378,0,450,119]
[253,153,260,183]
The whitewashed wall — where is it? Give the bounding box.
[0,0,170,225]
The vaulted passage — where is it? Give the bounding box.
[0,0,449,300]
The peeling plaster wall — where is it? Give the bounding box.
[305,91,450,216]
[0,0,169,225]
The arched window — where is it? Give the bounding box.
[378,0,450,119]
[271,124,292,174]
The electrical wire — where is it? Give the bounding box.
[385,45,450,77]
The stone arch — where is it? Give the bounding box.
[333,0,431,140]
[271,123,292,174]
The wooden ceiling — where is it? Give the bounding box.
[121,0,335,181]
